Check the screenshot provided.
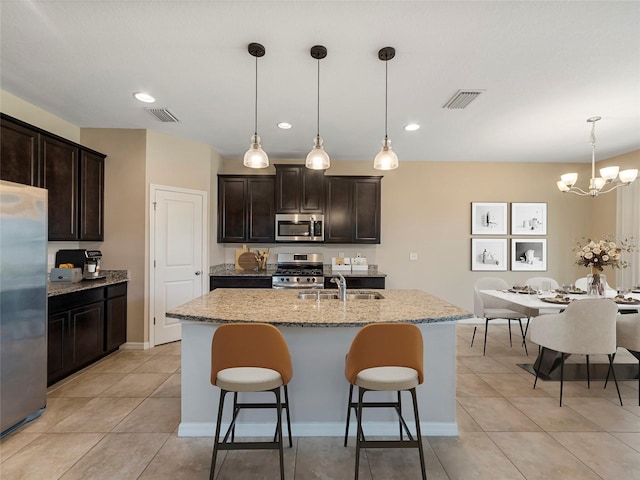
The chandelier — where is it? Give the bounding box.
[557,116,637,196]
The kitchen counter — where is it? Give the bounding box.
[47,270,129,297]
[209,263,386,278]
[170,288,470,439]
[168,288,468,327]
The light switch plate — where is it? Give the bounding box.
[409,252,418,261]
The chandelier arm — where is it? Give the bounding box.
[597,183,622,195]
[565,186,590,196]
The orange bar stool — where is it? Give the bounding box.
[209,323,293,480]
[344,323,426,480]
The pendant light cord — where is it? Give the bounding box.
[384,58,388,140]
[254,55,258,136]
[316,58,320,138]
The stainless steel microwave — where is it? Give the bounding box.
[275,214,324,242]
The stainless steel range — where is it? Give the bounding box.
[272,253,325,289]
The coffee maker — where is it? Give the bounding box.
[55,249,104,280]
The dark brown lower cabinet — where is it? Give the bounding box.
[210,276,273,290]
[323,276,385,289]
[105,283,127,353]
[47,283,127,386]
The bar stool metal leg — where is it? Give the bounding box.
[354,386,366,480]
[210,389,228,480]
[283,385,293,448]
[274,387,285,480]
[344,384,354,447]
[410,387,427,480]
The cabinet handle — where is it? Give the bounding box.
[195,270,202,276]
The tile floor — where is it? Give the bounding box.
[2,324,640,479]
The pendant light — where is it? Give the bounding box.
[373,47,399,170]
[306,45,330,170]
[243,43,269,169]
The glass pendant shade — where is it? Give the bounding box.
[560,173,578,187]
[243,134,269,168]
[599,166,619,181]
[306,135,330,170]
[373,137,399,170]
[619,168,639,184]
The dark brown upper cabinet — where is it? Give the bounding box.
[1,117,40,186]
[0,114,106,241]
[325,176,382,244]
[218,175,275,243]
[275,164,324,213]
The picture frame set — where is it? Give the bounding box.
[470,202,547,271]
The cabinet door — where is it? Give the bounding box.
[41,135,79,240]
[47,311,70,383]
[218,177,247,242]
[300,168,324,213]
[0,118,40,186]
[70,301,104,367]
[106,295,127,353]
[275,166,300,213]
[324,177,353,243]
[80,150,105,241]
[248,177,275,242]
[353,178,381,243]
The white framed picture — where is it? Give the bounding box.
[511,238,547,271]
[471,202,507,235]
[471,238,507,271]
[511,202,547,235]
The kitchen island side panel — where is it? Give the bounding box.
[179,321,457,437]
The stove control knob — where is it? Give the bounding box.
[295,278,299,282]
[280,277,286,282]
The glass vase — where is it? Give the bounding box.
[587,268,605,296]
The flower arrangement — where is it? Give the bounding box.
[574,235,637,272]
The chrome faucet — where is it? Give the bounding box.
[331,273,347,302]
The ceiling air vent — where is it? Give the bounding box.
[145,108,180,122]
[442,90,484,109]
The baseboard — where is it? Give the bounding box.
[178,420,458,438]
[119,341,150,350]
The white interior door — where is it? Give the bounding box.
[152,185,207,346]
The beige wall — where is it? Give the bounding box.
[1,90,80,142]
[80,128,147,343]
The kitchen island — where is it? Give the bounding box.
[167,288,472,438]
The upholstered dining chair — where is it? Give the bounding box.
[472,277,530,355]
[575,276,616,294]
[605,313,640,405]
[209,323,293,480]
[343,323,426,480]
[530,298,622,407]
[525,277,560,291]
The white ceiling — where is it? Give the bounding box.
[1,1,639,164]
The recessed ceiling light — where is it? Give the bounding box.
[277,122,292,130]
[404,123,420,131]
[133,92,155,103]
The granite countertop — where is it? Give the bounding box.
[166,288,471,327]
[48,270,129,297]
[209,264,386,278]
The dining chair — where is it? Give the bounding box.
[472,277,530,355]
[575,276,616,294]
[605,313,640,405]
[343,323,426,480]
[530,299,622,407]
[209,323,293,480]
[525,277,560,291]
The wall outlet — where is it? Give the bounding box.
[409,252,418,261]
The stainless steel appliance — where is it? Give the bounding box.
[1,181,48,437]
[272,253,325,289]
[55,249,105,279]
[275,214,324,242]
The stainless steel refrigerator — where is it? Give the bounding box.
[0,180,48,437]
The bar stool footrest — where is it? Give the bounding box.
[217,441,282,451]
[359,439,420,449]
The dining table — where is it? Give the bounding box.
[480,288,640,381]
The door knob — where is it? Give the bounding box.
[195,270,202,276]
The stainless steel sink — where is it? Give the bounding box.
[297,290,384,300]
[297,292,338,300]
[345,292,384,300]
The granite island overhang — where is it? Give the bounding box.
[167,288,472,438]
